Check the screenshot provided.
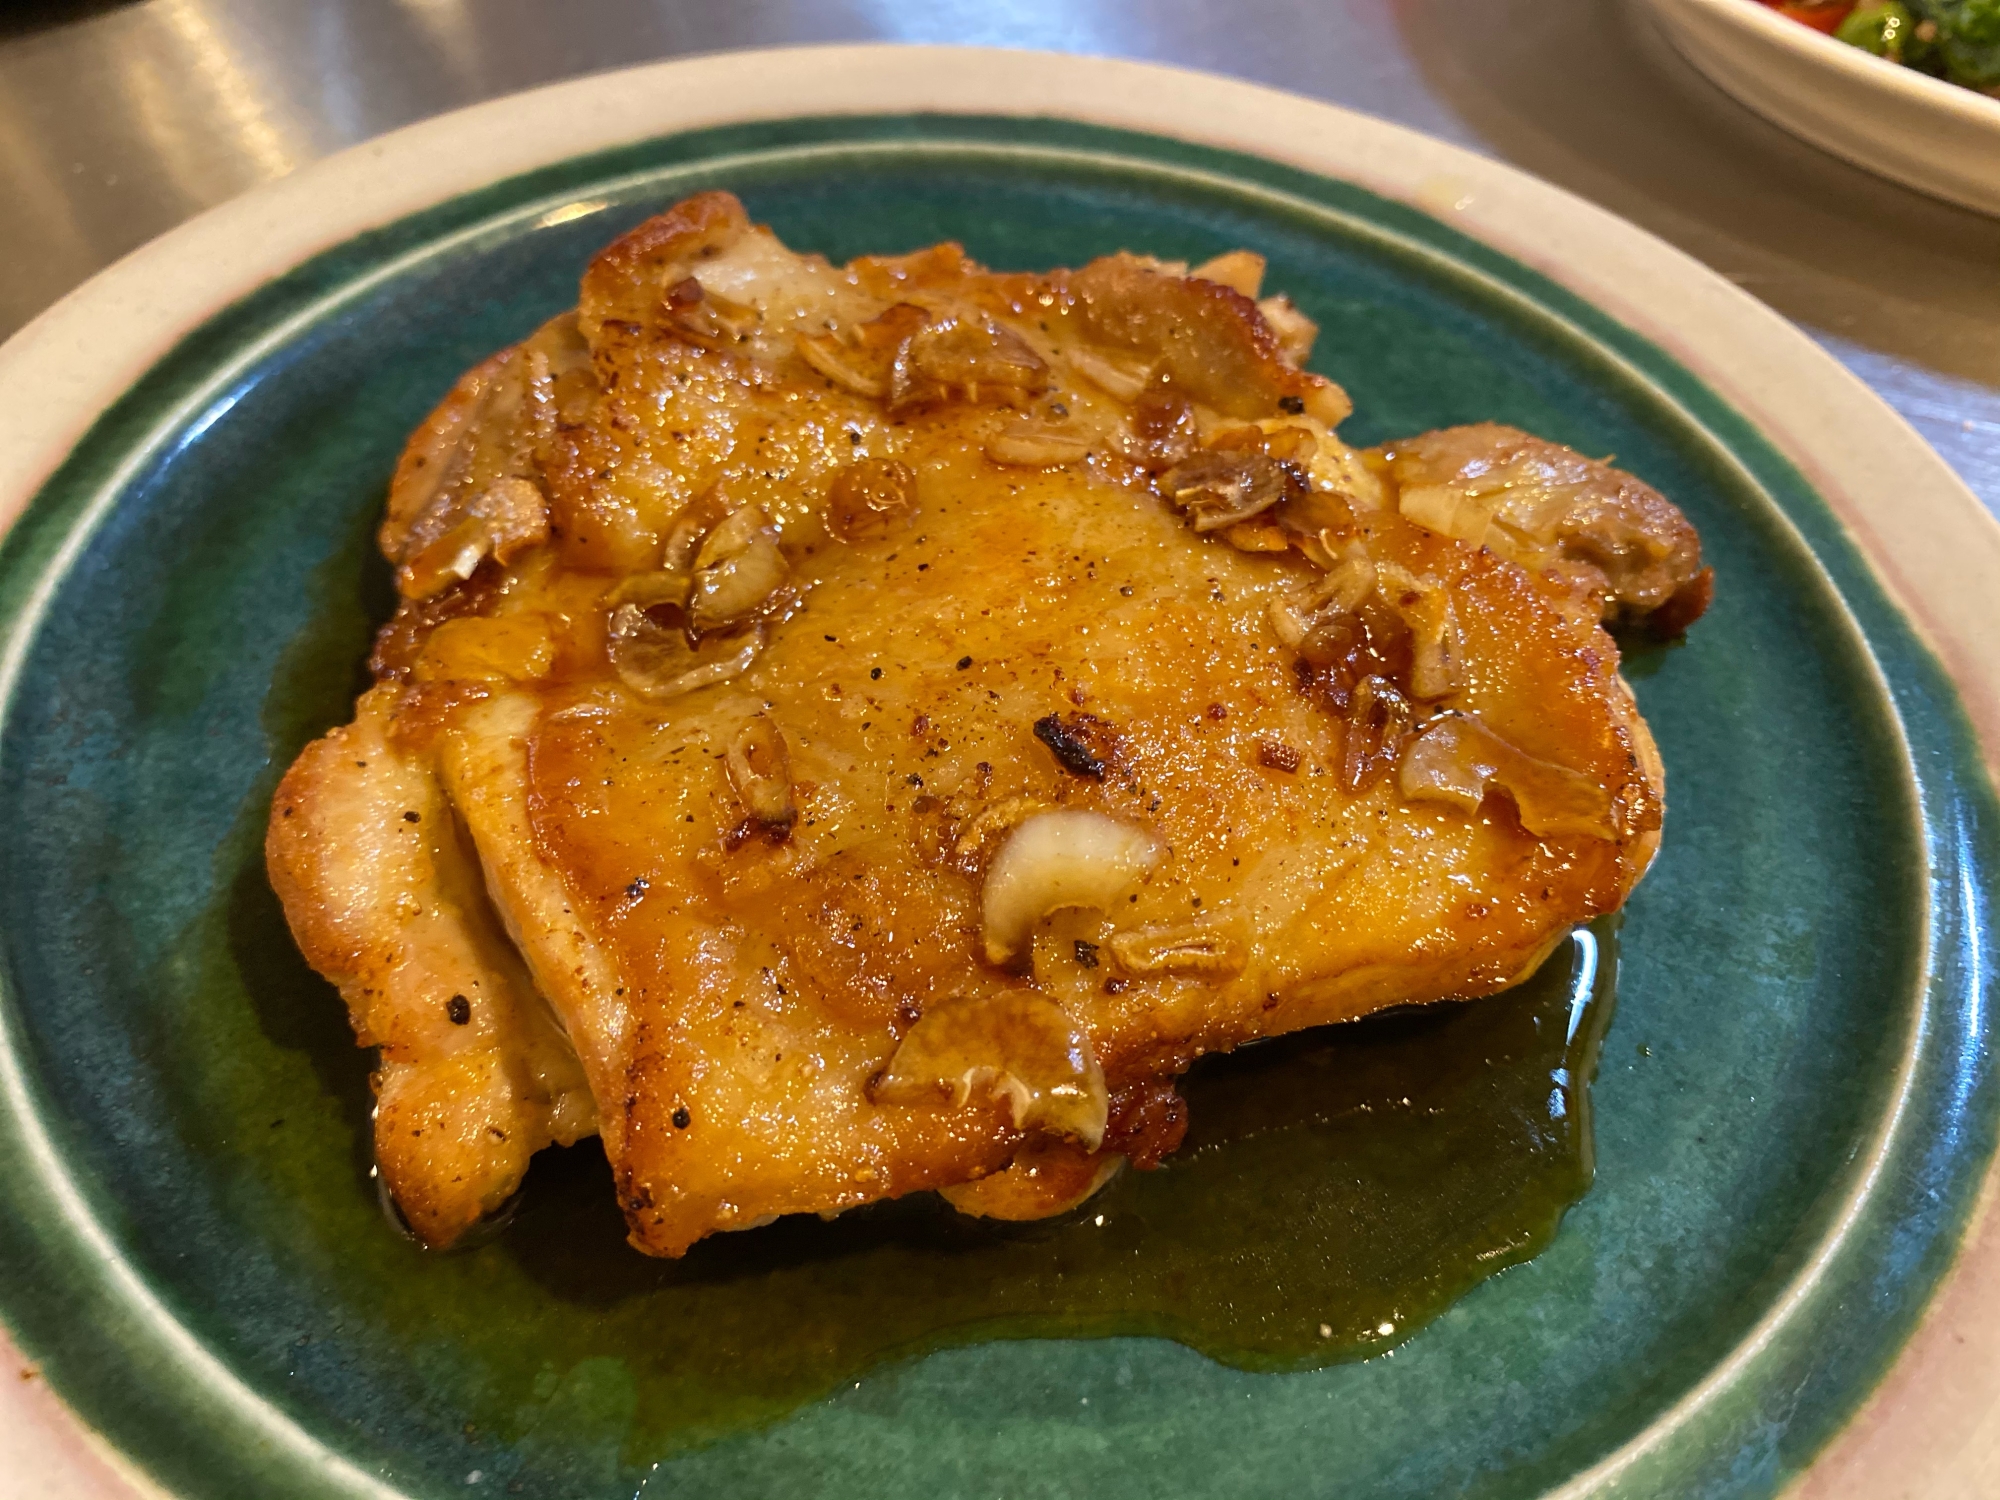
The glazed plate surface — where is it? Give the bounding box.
[0,50,1994,1500]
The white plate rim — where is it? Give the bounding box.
[0,41,1995,1500]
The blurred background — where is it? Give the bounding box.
[0,0,1994,509]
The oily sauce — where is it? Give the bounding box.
[478,921,1618,1449]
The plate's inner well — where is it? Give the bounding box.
[0,117,1984,1500]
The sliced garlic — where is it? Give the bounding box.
[1107,921,1247,978]
[1399,711,1617,839]
[873,991,1108,1149]
[606,610,764,700]
[1375,561,1465,701]
[661,491,729,573]
[1339,675,1415,796]
[1257,417,1386,511]
[1066,346,1153,402]
[724,714,795,842]
[397,477,550,600]
[605,570,692,611]
[896,315,1050,409]
[824,457,915,542]
[981,810,1163,966]
[941,1140,1122,1220]
[1222,520,1292,553]
[987,420,1092,468]
[951,796,1052,866]
[1268,547,1376,648]
[688,504,787,633]
[1400,482,1496,546]
[1158,450,1302,533]
[796,330,887,398]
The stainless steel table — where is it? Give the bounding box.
[1,0,1995,510]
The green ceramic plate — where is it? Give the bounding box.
[0,49,1994,1500]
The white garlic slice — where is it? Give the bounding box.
[981,810,1163,966]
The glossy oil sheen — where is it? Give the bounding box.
[355,927,1615,1450]
[0,115,1993,1500]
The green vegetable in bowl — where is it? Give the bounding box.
[1910,0,2000,87]
[1837,1,1924,61]
[1774,0,2000,89]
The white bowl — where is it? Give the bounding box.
[1638,0,2000,215]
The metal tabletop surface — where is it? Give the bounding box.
[0,0,1996,509]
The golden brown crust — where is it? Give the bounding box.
[1070,253,1351,423]
[578,189,750,336]
[267,191,1702,1256]
[266,688,594,1245]
[381,346,517,561]
[1380,422,1708,627]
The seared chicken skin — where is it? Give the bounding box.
[268,192,1707,1255]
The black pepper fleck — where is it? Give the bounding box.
[402,810,420,823]
[871,667,883,680]
[1074,940,1100,969]
[957,655,974,670]
[672,1106,691,1129]
[446,995,471,1025]
[1278,395,1306,414]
